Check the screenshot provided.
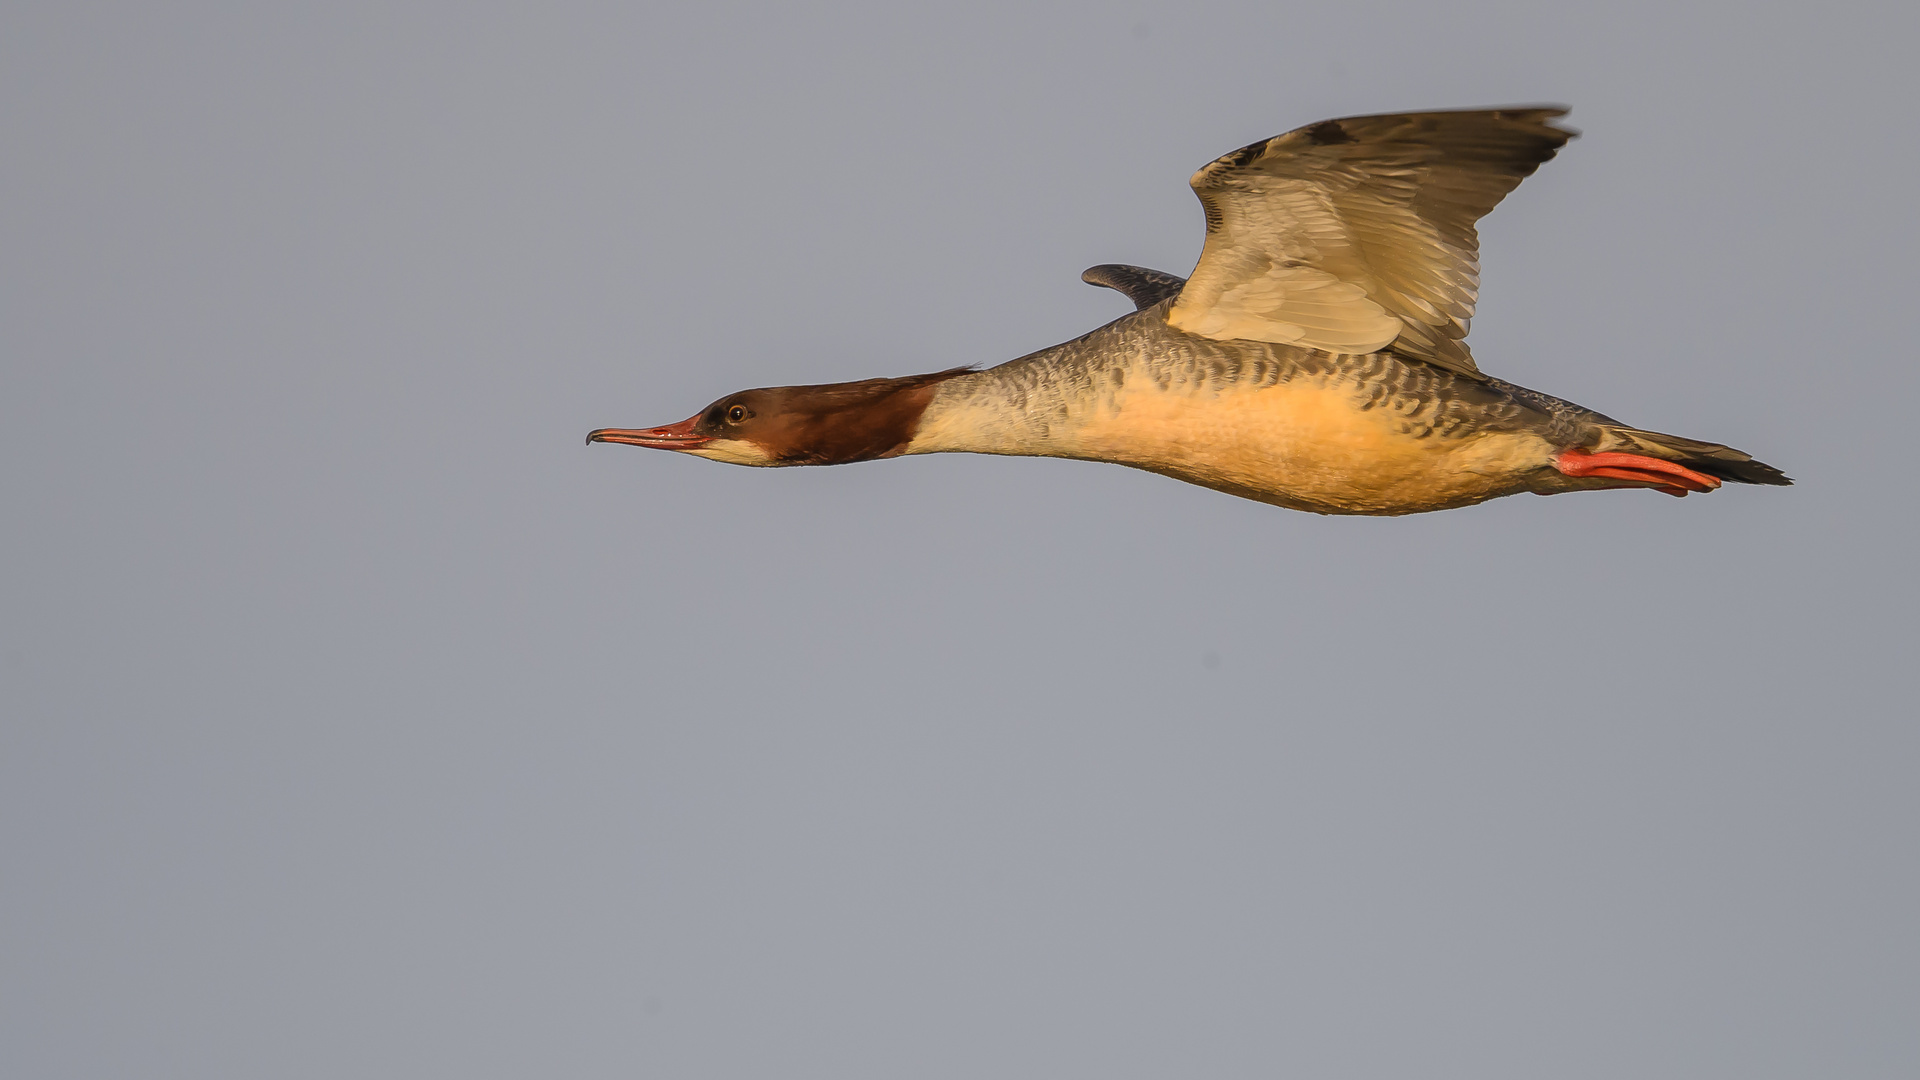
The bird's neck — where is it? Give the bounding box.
[903,331,1124,459]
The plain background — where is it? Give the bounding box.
[4,2,1916,1077]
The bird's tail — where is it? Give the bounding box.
[1595,425,1793,486]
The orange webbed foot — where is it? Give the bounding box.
[1555,448,1721,497]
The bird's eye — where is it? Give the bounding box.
[726,405,749,423]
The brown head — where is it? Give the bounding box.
[587,368,970,467]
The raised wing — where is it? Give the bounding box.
[1081,264,1188,310]
[1166,108,1575,378]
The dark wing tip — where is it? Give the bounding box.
[1351,104,1580,146]
[1484,103,1579,141]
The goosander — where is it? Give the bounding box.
[590,108,1789,515]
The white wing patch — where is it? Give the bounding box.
[1172,263,1402,351]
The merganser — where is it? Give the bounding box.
[590,108,1789,515]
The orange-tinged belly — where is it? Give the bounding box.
[1058,377,1549,514]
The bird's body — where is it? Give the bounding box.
[592,108,1789,513]
[909,301,1630,515]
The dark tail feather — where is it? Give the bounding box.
[1602,426,1793,486]
[1690,455,1793,486]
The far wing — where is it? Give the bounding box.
[1166,108,1575,377]
[1081,264,1188,310]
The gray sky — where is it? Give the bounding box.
[4,2,1916,1077]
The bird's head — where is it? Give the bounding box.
[587,369,970,467]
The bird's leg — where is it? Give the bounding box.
[1554,448,1721,497]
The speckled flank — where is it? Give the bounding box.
[908,301,1590,515]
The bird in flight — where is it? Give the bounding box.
[590,108,1788,515]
